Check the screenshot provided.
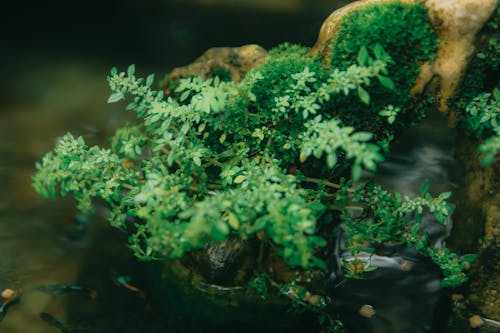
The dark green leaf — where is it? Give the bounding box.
[378,76,395,90]
[482,154,495,167]
[461,254,478,263]
[420,180,430,195]
[357,46,369,66]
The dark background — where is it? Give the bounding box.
[1,0,351,113]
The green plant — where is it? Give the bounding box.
[453,3,500,109]
[463,88,500,166]
[33,41,470,333]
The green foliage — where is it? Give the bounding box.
[300,117,383,180]
[329,0,438,135]
[33,39,467,324]
[248,271,271,299]
[238,45,393,168]
[462,88,500,166]
[453,4,500,108]
[335,182,469,287]
[34,52,394,268]
[378,105,401,125]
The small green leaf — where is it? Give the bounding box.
[107,92,124,103]
[327,153,337,168]
[299,151,308,163]
[461,254,478,263]
[146,74,155,87]
[420,180,430,195]
[493,88,500,101]
[373,43,386,60]
[110,67,118,76]
[357,46,369,66]
[438,192,451,200]
[219,133,227,143]
[378,76,395,90]
[352,132,373,142]
[193,156,202,166]
[351,163,362,181]
[180,91,190,102]
[357,85,370,105]
[233,175,246,184]
[228,212,240,230]
[482,154,495,167]
[127,64,135,77]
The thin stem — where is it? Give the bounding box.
[121,183,136,191]
[303,177,340,189]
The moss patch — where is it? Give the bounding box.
[452,4,500,110]
[328,0,438,135]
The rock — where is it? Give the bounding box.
[413,0,498,121]
[311,0,415,64]
[164,44,267,95]
[469,314,485,328]
[184,237,256,286]
[312,0,497,123]
[359,304,376,318]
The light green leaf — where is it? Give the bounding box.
[420,180,430,195]
[234,175,246,184]
[357,85,370,105]
[357,46,369,66]
[107,92,124,103]
[127,64,135,77]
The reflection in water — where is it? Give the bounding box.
[330,111,461,333]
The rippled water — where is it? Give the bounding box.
[330,111,461,333]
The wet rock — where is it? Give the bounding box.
[454,132,500,322]
[469,314,484,328]
[413,0,498,120]
[184,237,256,286]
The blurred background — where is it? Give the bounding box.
[0,1,352,332]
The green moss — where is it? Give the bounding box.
[453,3,500,110]
[209,65,233,82]
[249,43,327,114]
[328,0,438,135]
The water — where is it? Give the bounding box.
[329,111,462,333]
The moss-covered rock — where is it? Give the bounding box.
[314,0,439,137]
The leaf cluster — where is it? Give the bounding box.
[33,37,466,300]
[463,88,500,166]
